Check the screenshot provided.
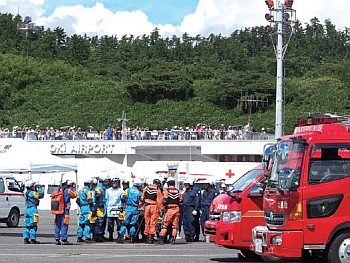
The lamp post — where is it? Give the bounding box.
[264,0,296,139]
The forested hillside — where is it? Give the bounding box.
[0,13,349,134]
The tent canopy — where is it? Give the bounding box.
[0,141,77,173]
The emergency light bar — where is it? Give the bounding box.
[297,117,338,127]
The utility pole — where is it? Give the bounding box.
[264,0,296,139]
[239,93,268,139]
[17,16,37,64]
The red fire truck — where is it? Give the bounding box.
[204,165,268,260]
[251,115,350,262]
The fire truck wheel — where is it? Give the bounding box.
[328,232,350,263]
[240,249,262,260]
[261,255,285,263]
[6,208,19,228]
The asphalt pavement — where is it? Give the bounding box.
[0,210,261,263]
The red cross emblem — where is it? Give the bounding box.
[131,172,136,179]
[225,169,235,178]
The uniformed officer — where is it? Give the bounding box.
[77,179,93,242]
[23,180,44,244]
[182,179,200,242]
[200,180,220,237]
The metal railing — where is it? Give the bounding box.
[0,130,275,141]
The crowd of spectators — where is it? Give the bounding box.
[0,123,272,141]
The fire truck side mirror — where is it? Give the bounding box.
[262,144,276,170]
[248,185,264,197]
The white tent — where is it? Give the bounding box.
[0,142,77,174]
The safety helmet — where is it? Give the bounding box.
[210,180,216,186]
[111,178,121,184]
[133,178,142,187]
[183,179,193,186]
[24,179,35,188]
[91,178,98,185]
[153,179,161,186]
[122,180,130,185]
[84,178,91,184]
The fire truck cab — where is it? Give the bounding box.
[252,116,350,262]
[204,165,267,260]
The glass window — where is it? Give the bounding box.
[309,144,350,185]
[0,178,4,193]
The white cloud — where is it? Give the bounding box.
[1,0,349,38]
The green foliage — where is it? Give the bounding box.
[0,13,349,134]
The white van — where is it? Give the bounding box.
[0,176,26,227]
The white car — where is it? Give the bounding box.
[0,176,26,227]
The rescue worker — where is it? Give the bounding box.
[158,177,182,245]
[91,177,108,242]
[200,180,220,238]
[142,178,163,244]
[182,179,200,242]
[122,180,130,191]
[89,177,98,240]
[23,179,44,244]
[118,178,142,243]
[54,180,77,245]
[95,175,110,241]
[77,179,93,243]
[105,178,124,241]
[134,182,147,243]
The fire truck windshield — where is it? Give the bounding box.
[269,140,306,189]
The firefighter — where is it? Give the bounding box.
[142,178,163,244]
[182,179,200,242]
[118,178,142,243]
[134,182,147,243]
[158,177,182,245]
[200,180,220,238]
[105,178,124,241]
[95,175,110,241]
[23,179,44,244]
[77,179,93,243]
[54,180,77,245]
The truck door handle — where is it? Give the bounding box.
[307,224,315,231]
[6,197,8,201]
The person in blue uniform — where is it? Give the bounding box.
[105,178,124,241]
[182,179,200,242]
[95,175,110,241]
[200,180,219,238]
[77,179,93,242]
[23,179,44,244]
[118,178,142,243]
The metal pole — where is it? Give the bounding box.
[275,0,284,139]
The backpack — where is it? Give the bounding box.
[51,188,64,214]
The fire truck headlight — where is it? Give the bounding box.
[222,211,241,222]
[271,235,282,245]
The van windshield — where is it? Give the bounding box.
[231,168,264,192]
[269,140,306,187]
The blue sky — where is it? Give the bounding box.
[42,0,199,25]
[1,0,349,37]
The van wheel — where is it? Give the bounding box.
[261,255,285,262]
[328,232,350,263]
[240,249,262,260]
[6,209,19,227]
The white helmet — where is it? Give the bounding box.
[209,180,216,186]
[184,178,193,186]
[133,178,142,185]
[84,178,91,184]
[24,179,35,188]
[91,178,98,184]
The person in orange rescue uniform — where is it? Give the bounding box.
[158,177,182,245]
[142,178,163,244]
